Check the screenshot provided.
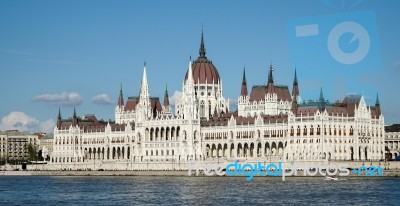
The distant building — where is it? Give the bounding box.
[0,131,40,164]
[50,31,385,170]
[385,124,400,160]
[39,134,54,161]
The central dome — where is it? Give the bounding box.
[185,31,221,84]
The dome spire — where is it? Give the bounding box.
[199,29,206,58]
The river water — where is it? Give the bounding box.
[0,176,398,205]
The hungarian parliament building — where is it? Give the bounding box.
[50,32,385,170]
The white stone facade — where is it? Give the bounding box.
[48,35,386,171]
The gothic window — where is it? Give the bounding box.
[297,126,301,136]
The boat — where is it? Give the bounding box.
[324,175,338,181]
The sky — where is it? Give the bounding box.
[0,0,399,133]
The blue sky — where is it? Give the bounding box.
[0,0,399,133]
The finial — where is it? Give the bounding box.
[144,61,146,67]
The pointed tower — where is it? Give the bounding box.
[115,83,125,124]
[72,107,78,126]
[199,29,206,58]
[267,64,275,94]
[292,69,299,100]
[180,59,198,120]
[118,83,124,108]
[375,92,381,117]
[186,59,195,95]
[318,87,326,111]
[240,67,248,96]
[162,84,172,115]
[57,108,62,129]
[140,62,149,100]
[137,62,151,121]
[164,84,170,107]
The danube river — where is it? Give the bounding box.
[0,176,398,205]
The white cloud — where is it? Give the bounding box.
[32,92,83,106]
[39,119,56,133]
[170,91,182,106]
[0,111,55,133]
[91,94,114,105]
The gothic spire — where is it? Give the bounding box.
[267,64,275,94]
[318,87,326,110]
[58,108,62,120]
[187,59,194,83]
[72,106,78,126]
[240,66,248,96]
[139,62,149,100]
[268,64,274,84]
[242,66,247,85]
[375,92,380,106]
[375,92,381,117]
[199,29,206,58]
[73,106,77,119]
[164,84,170,107]
[292,68,299,98]
[57,108,62,129]
[118,83,124,107]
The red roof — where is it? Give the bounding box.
[185,58,220,84]
[249,85,291,101]
[125,97,139,111]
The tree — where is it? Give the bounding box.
[26,143,38,161]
